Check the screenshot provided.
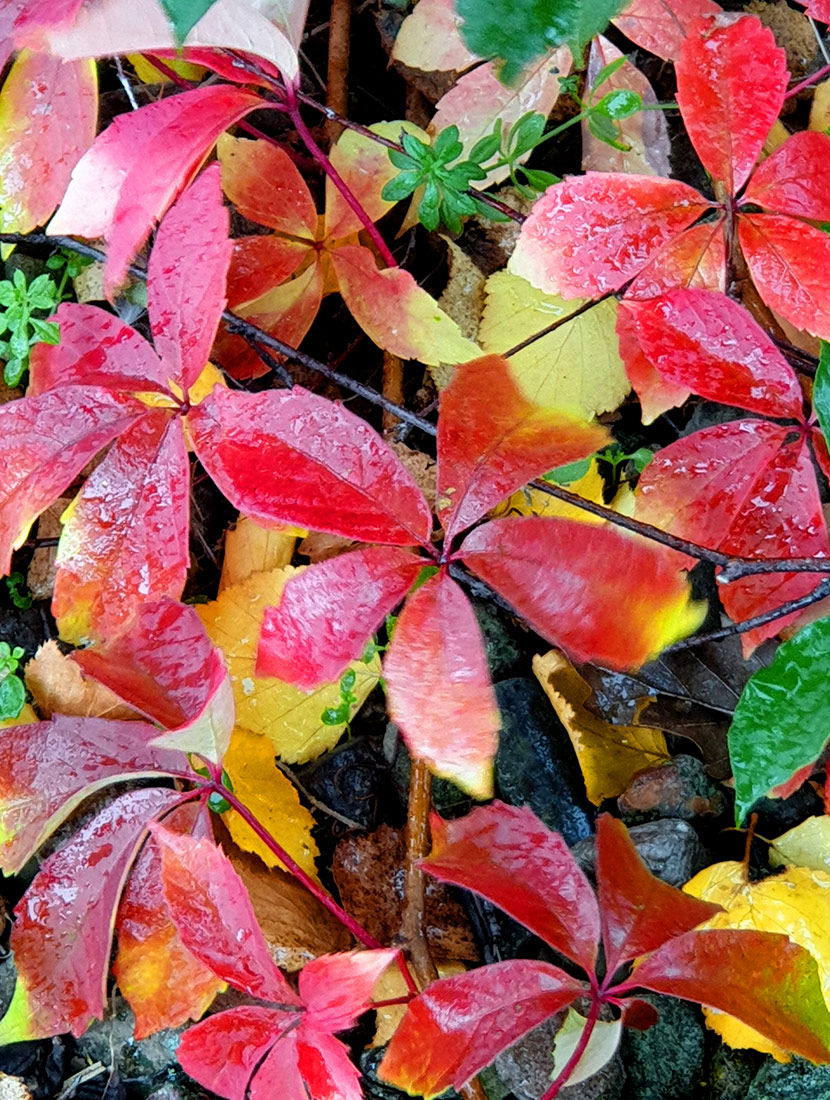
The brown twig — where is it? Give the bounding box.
[325,0,351,146]
[402,758,438,987]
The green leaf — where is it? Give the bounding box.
[159,0,219,43]
[402,131,431,161]
[388,148,420,171]
[456,0,581,84]
[433,125,463,161]
[469,132,501,164]
[382,173,421,201]
[589,56,628,96]
[570,0,629,57]
[596,89,642,120]
[508,111,547,157]
[543,457,593,483]
[521,167,560,191]
[728,616,830,824]
[0,282,15,309]
[28,318,60,344]
[587,111,629,150]
[814,341,830,441]
[4,357,25,386]
[0,675,25,722]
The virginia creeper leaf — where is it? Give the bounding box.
[52,411,189,644]
[728,617,830,823]
[743,131,830,220]
[0,714,189,875]
[330,244,481,367]
[257,547,424,688]
[675,15,787,195]
[217,133,317,240]
[436,354,608,541]
[383,571,499,798]
[508,173,710,298]
[48,86,262,295]
[632,928,830,1064]
[298,949,398,1032]
[595,814,721,975]
[625,219,726,301]
[148,164,231,392]
[421,801,600,970]
[460,516,704,670]
[0,386,145,575]
[0,787,184,1042]
[0,51,97,235]
[152,822,300,1004]
[610,0,721,60]
[623,288,804,418]
[189,385,433,547]
[378,959,586,1097]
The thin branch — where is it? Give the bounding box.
[502,290,618,358]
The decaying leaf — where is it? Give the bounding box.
[25,641,140,722]
[533,649,668,805]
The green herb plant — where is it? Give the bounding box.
[0,642,26,721]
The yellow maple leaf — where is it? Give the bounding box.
[478,271,630,420]
[222,725,319,879]
[533,649,668,804]
[197,567,381,763]
[684,859,830,1060]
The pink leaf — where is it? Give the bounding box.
[624,288,804,419]
[508,173,710,298]
[383,572,500,798]
[460,517,703,670]
[152,823,300,1004]
[257,546,424,688]
[437,355,608,542]
[743,131,830,220]
[0,386,144,575]
[378,960,585,1098]
[675,14,788,194]
[48,86,261,296]
[298,949,399,1031]
[148,164,232,393]
[421,802,600,971]
[0,788,183,1041]
[52,411,190,644]
[188,385,433,546]
[292,1027,365,1100]
[611,0,721,60]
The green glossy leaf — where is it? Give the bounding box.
[0,676,25,721]
[597,89,642,120]
[508,112,547,157]
[159,0,219,43]
[521,167,560,191]
[590,56,627,96]
[814,341,830,441]
[729,616,830,823]
[456,0,581,84]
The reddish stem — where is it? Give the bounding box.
[284,84,399,268]
[540,997,601,1100]
[212,782,418,995]
[785,61,830,99]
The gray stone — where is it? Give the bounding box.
[572,818,707,887]
[620,995,705,1100]
[472,599,527,681]
[74,997,181,1098]
[617,755,725,824]
[494,678,593,846]
[707,1045,761,1100]
[746,1057,830,1099]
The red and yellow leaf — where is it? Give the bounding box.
[257,547,424,688]
[391,0,479,71]
[225,235,313,307]
[217,133,317,239]
[383,572,499,799]
[675,14,787,194]
[509,173,710,298]
[298,949,398,1032]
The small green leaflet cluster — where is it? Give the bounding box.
[0,641,26,721]
[455,0,629,84]
[0,268,60,386]
[5,572,32,610]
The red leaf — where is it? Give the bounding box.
[624,288,804,419]
[460,517,703,670]
[0,0,26,70]
[0,788,183,1041]
[743,131,830,220]
[298,949,399,1032]
[675,15,787,194]
[421,801,600,971]
[0,386,144,575]
[508,173,710,298]
[378,960,585,1098]
[0,51,96,235]
[218,133,317,239]
[594,814,720,975]
[0,715,189,875]
[48,86,261,296]
[383,572,499,798]
[226,235,311,306]
[73,598,230,734]
[188,386,433,546]
[257,547,424,688]
[152,823,300,1005]
[625,219,726,300]
[738,213,830,338]
[148,165,231,393]
[28,304,171,397]
[51,411,190,644]
[616,302,691,423]
[610,0,721,60]
[177,1006,299,1100]
[113,802,224,1039]
[436,355,608,542]
[632,929,830,1063]
[293,1028,364,1100]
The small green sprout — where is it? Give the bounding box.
[0,642,26,721]
[0,268,61,386]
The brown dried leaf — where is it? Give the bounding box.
[25,640,140,721]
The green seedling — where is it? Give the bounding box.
[0,268,60,386]
[0,642,26,721]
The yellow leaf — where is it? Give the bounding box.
[0,702,37,728]
[532,649,668,805]
[197,568,381,763]
[222,726,319,878]
[490,459,634,525]
[684,859,830,1058]
[478,271,630,420]
[220,515,306,592]
[810,79,830,134]
[552,1008,623,1086]
[770,816,830,875]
